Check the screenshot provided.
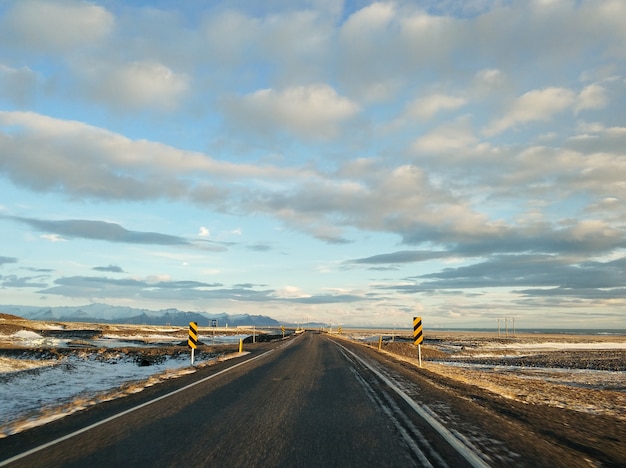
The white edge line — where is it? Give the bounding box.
[0,347,279,467]
[334,340,490,468]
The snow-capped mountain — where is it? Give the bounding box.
[2,303,280,327]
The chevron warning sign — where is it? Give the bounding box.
[188,321,198,349]
[413,317,423,346]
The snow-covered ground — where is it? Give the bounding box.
[6,329,250,348]
[0,353,200,437]
[0,328,247,438]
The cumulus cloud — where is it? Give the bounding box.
[0,64,41,105]
[473,69,506,89]
[203,8,332,85]
[221,84,359,140]
[0,111,306,201]
[404,93,467,121]
[1,0,113,52]
[412,118,477,154]
[485,87,576,135]
[576,84,608,114]
[0,0,625,324]
[80,60,190,111]
[341,2,395,35]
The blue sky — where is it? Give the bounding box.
[1,0,625,328]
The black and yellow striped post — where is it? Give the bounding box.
[413,316,423,367]
[188,321,198,365]
[281,325,285,338]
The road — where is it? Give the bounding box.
[1,332,492,467]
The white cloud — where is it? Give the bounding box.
[41,234,66,243]
[2,0,113,52]
[0,64,41,105]
[0,0,625,326]
[200,8,332,87]
[273,286,310,299]
[474,69,506,88]
[81,61,189,111]
[485,87,576,135]
[471,69,507,98]
[404,94,467,121]
[412,119,477,154]
[576,84,608,114]
[341,2,396,35]
[221,84,359,140]
[0,111,310,201]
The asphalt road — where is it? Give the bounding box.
[1,333,482,467]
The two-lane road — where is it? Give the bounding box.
[2,333,484,467]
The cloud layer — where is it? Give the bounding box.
[0,0,625,327]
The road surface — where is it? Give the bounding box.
[1,332,490,467]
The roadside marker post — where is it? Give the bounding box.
[188,321,198,365]
[413,317,424,367]
[281,325,285,338]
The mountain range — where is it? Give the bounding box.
[1,303,281,327]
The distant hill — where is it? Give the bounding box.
[0,312,26,321]
[1,304,280,327]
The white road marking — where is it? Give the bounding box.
[0,345,284,466]
[334,340,490,468]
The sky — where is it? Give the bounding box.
[0,0,625,329]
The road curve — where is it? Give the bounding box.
[1,332,485,467]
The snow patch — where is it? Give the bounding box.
[12,330,43,340]
[0,352,222,438]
